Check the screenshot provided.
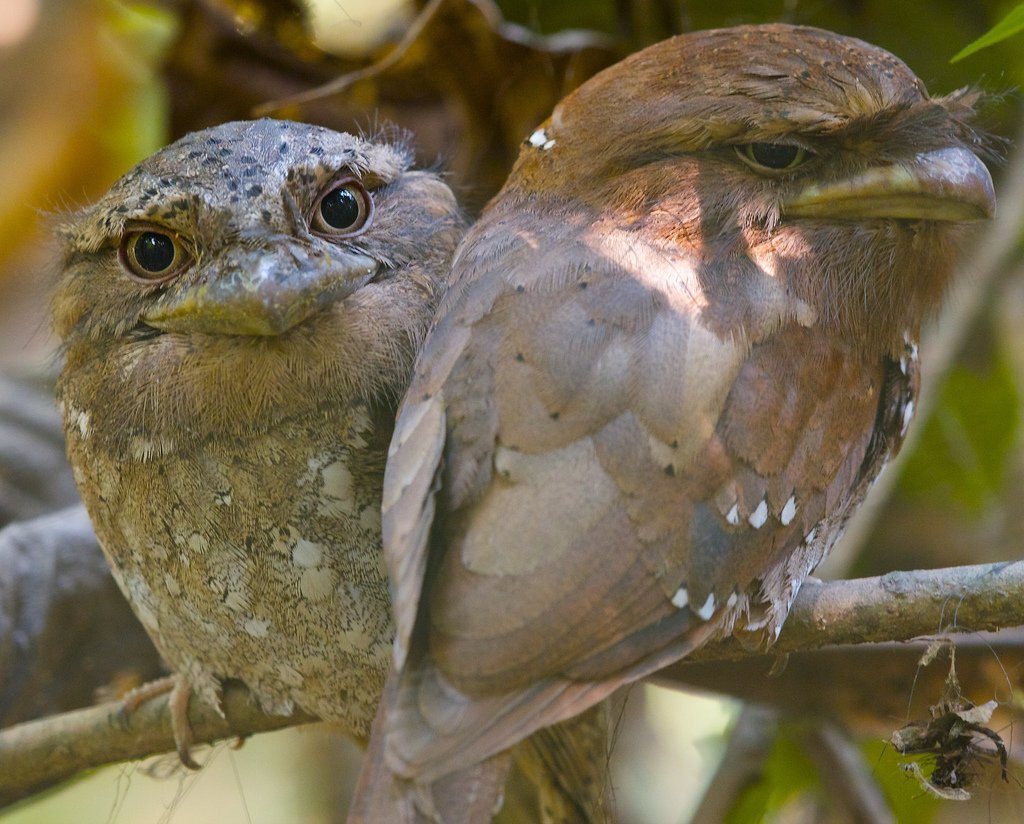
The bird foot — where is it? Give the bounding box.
[119,674,202,770]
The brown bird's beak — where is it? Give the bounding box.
[784,147,995,222]
[142,244,380,336]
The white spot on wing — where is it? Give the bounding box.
[671,585,689,609]
[901,399,915,434]
[243,617,270,637]
[292,539,323,568]
[694,592,716,621]
[725,504,740,525]
[542,138,556,150]
[319,460,357,516]
[528,129,548,147]
[726,591,738,609]
[748,499,768,529]
[804,528,817,545]
[780,496,797,526]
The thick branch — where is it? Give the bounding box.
[0,506,162,727]
[658,631,1024,730]
[2,560,1022,807]
[689,560,1024,663]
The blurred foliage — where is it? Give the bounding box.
[721,728,981,822]
[954,2,1024,60]
[93,1,177,162]
[0,0,175,267]
[867,738,944,824]
[900,346,1020,517]
[725,728,820,823]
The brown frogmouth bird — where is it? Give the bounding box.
[362,23,997,818]
[54,119,463,761]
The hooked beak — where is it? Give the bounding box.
[784,147,995,222]
[142,243,380,336]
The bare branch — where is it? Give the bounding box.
[657,630,1024,728]
[0,679,316,807]
[689,560,1024,663]
[2,560,1022,808]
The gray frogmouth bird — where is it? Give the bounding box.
[55,119,463,761]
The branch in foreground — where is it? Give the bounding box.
[660,630,1024,731]
[688,559,1024,662]
[0,679,316,807]
[1,560,1022,808]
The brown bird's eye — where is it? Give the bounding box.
[120,230,189,283]
[312,179,373,237]
[737,143,809,173]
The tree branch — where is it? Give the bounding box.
[1,560,1022,808]
[688,560,1024,663]
[0,679,316,807]
[658,630,1024,730]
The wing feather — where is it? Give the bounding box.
[383,211,903,779]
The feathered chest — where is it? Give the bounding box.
[64,402,394,732]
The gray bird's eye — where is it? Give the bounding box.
[119,230,190,284]
[737,143,809,173]
[312,178,374,237]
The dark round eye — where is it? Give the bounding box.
[312,179,373,237]
[120,230,189,283]
[737,143,809,172]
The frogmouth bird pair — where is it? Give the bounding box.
[57,22,995,824]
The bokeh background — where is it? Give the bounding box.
[2,1,1024,821]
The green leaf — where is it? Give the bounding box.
[862,739,941,824]
[725,728,819,823]
[951,4,1024,61]
[898,351,1020,516]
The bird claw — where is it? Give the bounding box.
[118,674,177,724]
[118,674,202,770]
[228,734,249,751]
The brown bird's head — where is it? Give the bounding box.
[55,119,463,457]
[506,24,995,355]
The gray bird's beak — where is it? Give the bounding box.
[142,244,379,336]
[784,147,995,222]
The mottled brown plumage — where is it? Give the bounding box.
[55,119,463,752]
[368,23,996,817]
